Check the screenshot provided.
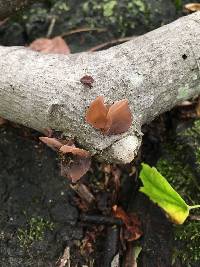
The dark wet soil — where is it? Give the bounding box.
[0,126,82,266]
[0,122,173,267]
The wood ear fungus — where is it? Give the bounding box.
[86,96,132,135]
[39,137,91,183]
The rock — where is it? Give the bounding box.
[51,203,78,225]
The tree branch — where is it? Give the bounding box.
[0,0,33,19]
[0,12,199,163]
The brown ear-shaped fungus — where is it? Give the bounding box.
[39,137,63,150]
[105,99,132,135]
[85,96,132,135]
[60,145,90,157]
[85,96,108,130]
[60,145,91,183]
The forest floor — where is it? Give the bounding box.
[0,0,200,266]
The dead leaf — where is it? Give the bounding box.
[0,117,7,126]
[184,3,200,12]
[86,96,132,135]
[80,227,103,256]
[29,36,70,54]
[112,205,142,241]
[60,145,91,183]
[39,137,63,150]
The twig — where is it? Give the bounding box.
[124,244,142,267]
[71,183,95,204]
[189,214,200,221]
[88,37,136,52]
[46,16,57,38]
[111,253,120,267]
[102,225,119,267]
[80,214,123,226]
[61,27,107,38]
[0,12,199,163]
[0,17,9,27]
[57,246,71,267]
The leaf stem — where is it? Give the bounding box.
[189,205,200,210]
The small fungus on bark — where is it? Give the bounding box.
[80,75,94,88]
[86,96,132,135]
[39,137,91,182]
[60,145,91,183]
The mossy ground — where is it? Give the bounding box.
[17,216,54,249]
[0,0,191,50]
[156,119,200,266]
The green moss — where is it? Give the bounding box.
[173,0,182,10]
[156,139,200,265]
[50,1,70,15]
[196,147,200,163]
[157,153,200,202]
[17,217,54,249]
[174,221,200,265]
[133,0,146,12]
[103,0,117,17]
[181,120,200,139]
[180,120,200,174]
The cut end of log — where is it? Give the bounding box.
[111,135,141,163]
[98,135,141,164]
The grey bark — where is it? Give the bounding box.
[0,0,33,19]
[0,12,199,163]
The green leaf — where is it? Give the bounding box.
[139,163,200,224]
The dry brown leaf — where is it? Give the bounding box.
[184,3,200,11]
[29,36,70,54]
[112,205,142,241]
[86,96,132,135]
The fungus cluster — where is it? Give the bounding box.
[86,96,132,135]
[39,137,91,183]
[40,94,132,182]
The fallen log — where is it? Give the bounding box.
[0,12,199,163]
